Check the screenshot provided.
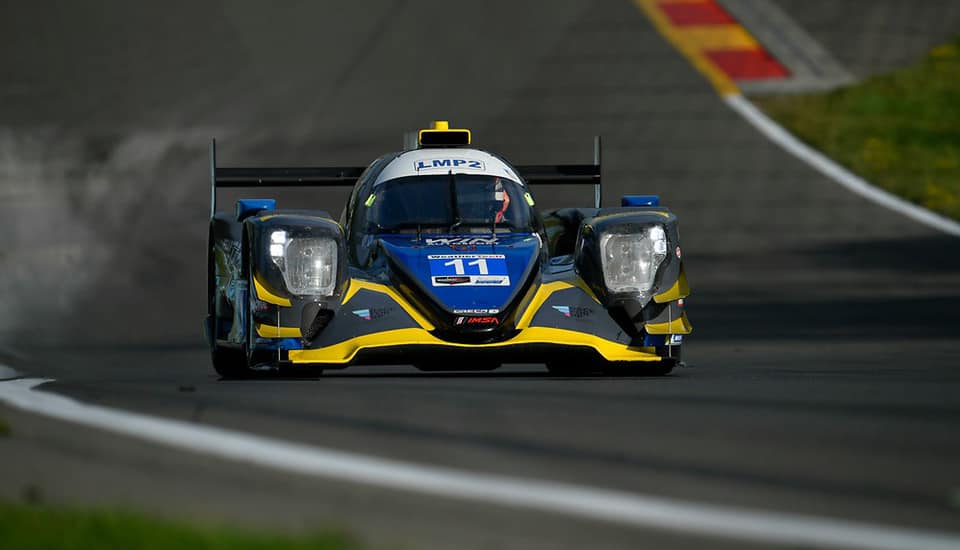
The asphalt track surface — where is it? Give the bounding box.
[2,2,960,548]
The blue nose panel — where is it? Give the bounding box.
[380,233,539,313]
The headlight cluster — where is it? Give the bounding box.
[599,225,667,295]
[269,230,337,297]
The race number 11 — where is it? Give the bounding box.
[443,258,489,275]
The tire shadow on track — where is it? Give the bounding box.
[687,233,960,342]
[692,295,960,341]
[229,369,688,381]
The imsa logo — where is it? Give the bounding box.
[455,316,499,326]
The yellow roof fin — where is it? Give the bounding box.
[418,120,471,148]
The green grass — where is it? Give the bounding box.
[0,417,9,437]
[754,37,960,220]
[0,501,359,550]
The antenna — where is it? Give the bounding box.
[593,135,602,209]
[209,138,217,218]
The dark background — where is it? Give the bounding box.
[1,2,959,548]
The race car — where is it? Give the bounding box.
[205,121,691,378]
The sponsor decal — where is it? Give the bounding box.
[455,316,500,326]
[453,308,500,314]
[551,305,594,319]
[428,254,504,260]
[351,307,394,321]
[678,299,684,308]
[434,276,472,285]
[469,316,499,325]
[569,306,594,319]
[424,237,498,246]
[669,334,684,345]
[676,246,682,259]
[432,275,509,286]
[414,159,485,171]
[471,277,509,285]
[352,309,371,320]
[428,253,510,287]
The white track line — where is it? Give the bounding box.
[2,378,960,549]
[725,94,960,238]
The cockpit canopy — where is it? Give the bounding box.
[366,174,534,234]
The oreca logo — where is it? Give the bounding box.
[424,237,498,246]
[414,159,485,171]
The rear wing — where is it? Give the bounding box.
[209,135,602,217]
[209,139,364,217]
[515,137,601,209]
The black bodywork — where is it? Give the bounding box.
[205,138,691,377]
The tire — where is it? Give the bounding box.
[209,294,253,379]
[211,230,259,380]
[657,344,682,363]
[209,232,246,379]
[211,344,251,379]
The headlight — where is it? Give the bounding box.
[270,231,337,297]
[599,225,667,294]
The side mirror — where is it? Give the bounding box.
[236,199,276,222]
[621,195,659,207]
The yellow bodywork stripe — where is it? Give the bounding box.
[645,312,693,335]
[285,277,642,363]
[341,279,435,330]
[253,276,291,307]
[256,323,302,338]
[571,277,602,305]
[288,327,659,365]
[341,278,595,331]
[515,281,575,329]
[344,277,598,332]
[633,0,739,96]
[341,278,363,304]
[653,266,690,303]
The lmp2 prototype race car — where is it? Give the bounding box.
[205,121,691,378]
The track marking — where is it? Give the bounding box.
[634,0,740,96]
[2,377,960,549]
[635,0,960,238]
[725,95,960,237]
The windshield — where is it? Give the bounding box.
[366,174,533,233]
